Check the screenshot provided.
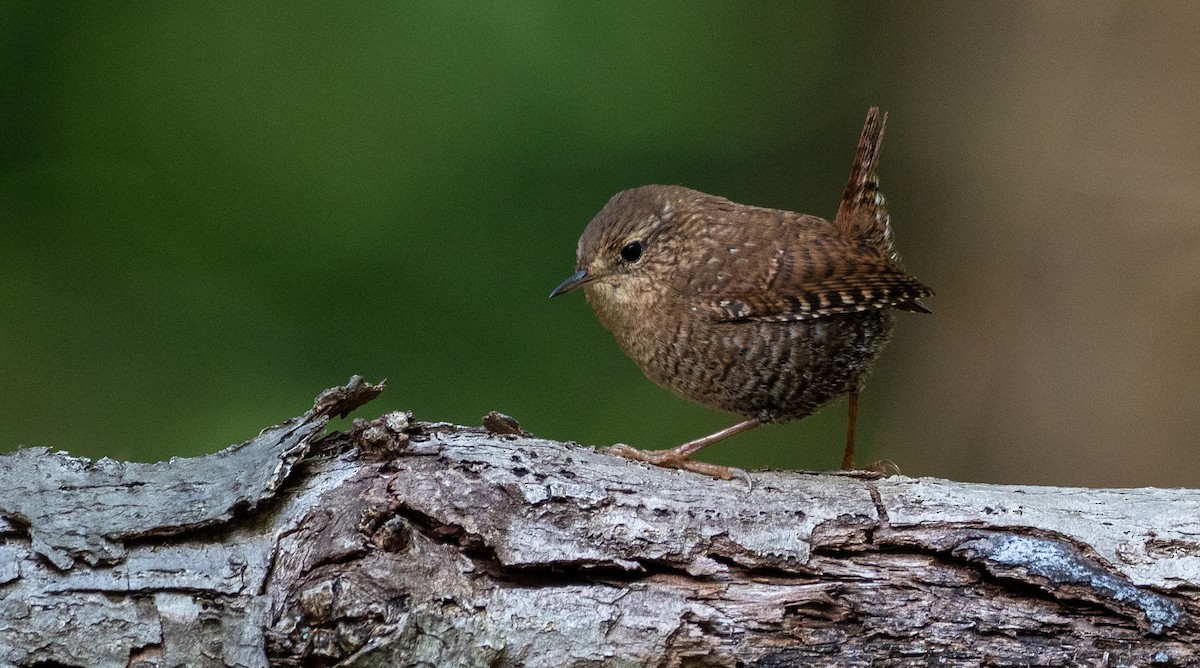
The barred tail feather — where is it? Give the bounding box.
[835,107,899,263]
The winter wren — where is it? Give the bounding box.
[550,108,932,479]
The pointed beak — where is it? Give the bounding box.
[549,269,592,298]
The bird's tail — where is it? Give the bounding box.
[835,107,899,263]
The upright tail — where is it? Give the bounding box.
[835,107,899,263]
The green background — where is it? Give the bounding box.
[4,3,1197,487]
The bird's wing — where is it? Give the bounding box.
[692,234,933,322]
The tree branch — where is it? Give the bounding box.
[1,378,1196,666]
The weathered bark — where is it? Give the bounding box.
[1,378,1197,667]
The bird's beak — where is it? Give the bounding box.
[549,269,592,298]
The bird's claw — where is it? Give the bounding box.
[832,459,902,479]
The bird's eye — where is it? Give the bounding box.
[620,240,644,263]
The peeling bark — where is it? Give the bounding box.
[0,378,1197,667]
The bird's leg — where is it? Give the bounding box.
[841,391,859,470]
[606,419,761,480]
[838,391,902,477]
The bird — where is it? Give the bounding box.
[550,108,932,480]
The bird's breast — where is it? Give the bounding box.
[587,280,895,422]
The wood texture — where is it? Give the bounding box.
[0,380,1197,667]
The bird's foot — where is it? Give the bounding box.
[833,458,902,479]
[605,443,751,487]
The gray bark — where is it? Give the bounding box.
[1,378,1197,667]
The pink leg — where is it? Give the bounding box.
[841,391,858,470]
[606,419,760,480]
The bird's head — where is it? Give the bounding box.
[550,185,715,308]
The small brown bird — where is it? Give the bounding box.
[550,108,932,479]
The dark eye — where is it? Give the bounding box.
[620,240,644,263]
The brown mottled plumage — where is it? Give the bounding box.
[551,108,932,479]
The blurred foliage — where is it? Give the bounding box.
[4,3,1196,487]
